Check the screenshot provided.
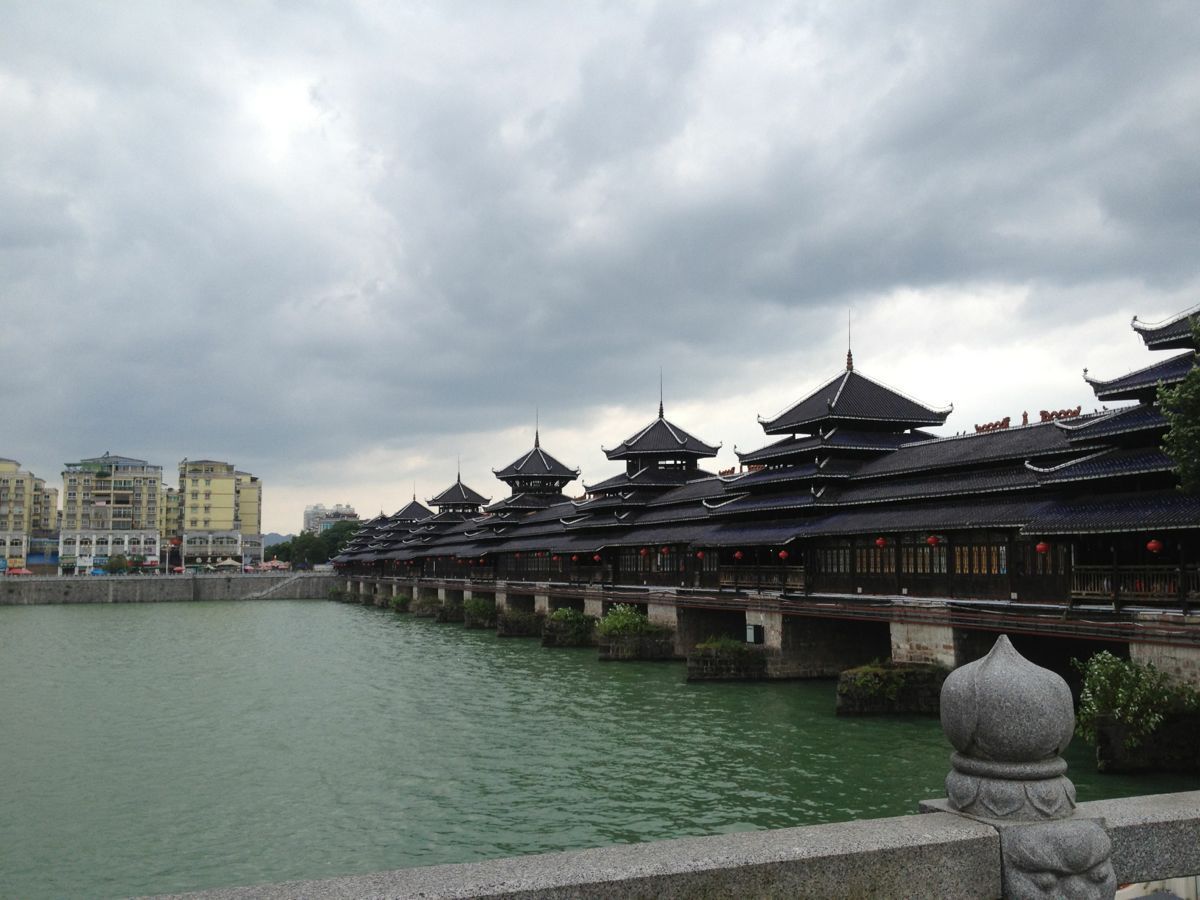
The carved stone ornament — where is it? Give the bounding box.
[1001,820,1116,900]
[940,634,1077,820]
[939,635,1116,899]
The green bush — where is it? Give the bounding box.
[391,594,411,612]
[1073,651,1200,748]
[596,603,670,638]
[546,607,596,643]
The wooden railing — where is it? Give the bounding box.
[718,565,805,591]
[1071,564,1199,603]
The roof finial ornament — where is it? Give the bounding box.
[535,406,540,448]
[846,308,854,371]
[457,455,461,483]
[658,367,664,419]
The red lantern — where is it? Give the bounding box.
[695,550,705,560]
[1147,539,1164,554]
[926,535,940,547]
[660,545,669,555]
[734,550,744,561]
[592,554,602,563]
[1035,541,1050,555]
[479,558,485,564]
[515,552,522,559]
[875,537,887,549]
[778,550,789,561]
[570,554,578,563]
[552,555,559,562]
[639,547,649,557]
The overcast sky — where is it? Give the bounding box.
[3,1,1198,534]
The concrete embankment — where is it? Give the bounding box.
[0,573,338,605]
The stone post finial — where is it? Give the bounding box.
[939,635,1116,898]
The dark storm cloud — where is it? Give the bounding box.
[2,1,1198,528]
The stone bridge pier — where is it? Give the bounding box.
[740,612,891,678]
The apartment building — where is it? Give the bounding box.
[0,458,58,570]
[178,459,263,567]
[59,453,162,573]
[303,503,358,534]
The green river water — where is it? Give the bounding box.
[0,600,1195,898]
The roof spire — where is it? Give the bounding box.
[534,407,540,448]
[658,367,664,418]
[456,455,461,483]
[846,309,854,371]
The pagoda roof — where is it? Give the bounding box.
[1084,351,1195,401]
[428,478,490,507]
[736,429,933,464]
[1055,403,1166,442]
[1022,491,1200,535]
[759,368,950,435]
[853,420,1089,480]
[493,435,580,481]
[392,499,433,521]
[484,493,564,514]
[603,409,720,460]
[1131,306,1199,351]
[1026,447,1176,485]
[724,460,860,490]
[584,467,709,494]
[705,490,820,517]
[835,466,1040,505]
[646,477,728,506]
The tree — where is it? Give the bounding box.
[104,554,131,575]
[1160,320,1200,495]
[264,520,360,566]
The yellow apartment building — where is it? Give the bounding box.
[0,458,43,569]
[178,459,263,567]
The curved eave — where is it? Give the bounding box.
[758,411,950,436]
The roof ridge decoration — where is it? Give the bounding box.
[1024,449,1110,475]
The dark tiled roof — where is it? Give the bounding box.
[759,369,950,435]
[706,521,807,547]
[705,490,820,517]
[633,504,712,525]
[1131,307,1199,351]
[646,477,728,506]
[493,437,579,481]
[1085,352,1195,401]
[1056,403,1166,442]
[853,422,1085,479]
[603,412,720,460]
[1022,492,1200,535]
[392,499,433,521]
[835,466,1040,505]
[584,467,709,493]
[429,478,490,507]
[1028,448,1176,484]
[484,493,563,513]
[737,429,935,463]
[725,460,860,490]
[801,499,1051,537]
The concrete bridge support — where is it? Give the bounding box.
[534,594,551,615]
[549,596,584,613]
[1130,637,1200,688]
[675,606,743,656]
[773,615,891,678]
[493,591,508,612]
[583,597,604,618]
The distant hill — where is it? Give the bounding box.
[264,532,294,547]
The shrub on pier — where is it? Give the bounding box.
[542,608,596,646]
[1073,651,1200,772]
[835,660,948,715]
[463,597,496,629]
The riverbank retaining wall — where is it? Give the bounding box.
[0,573,338,605]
